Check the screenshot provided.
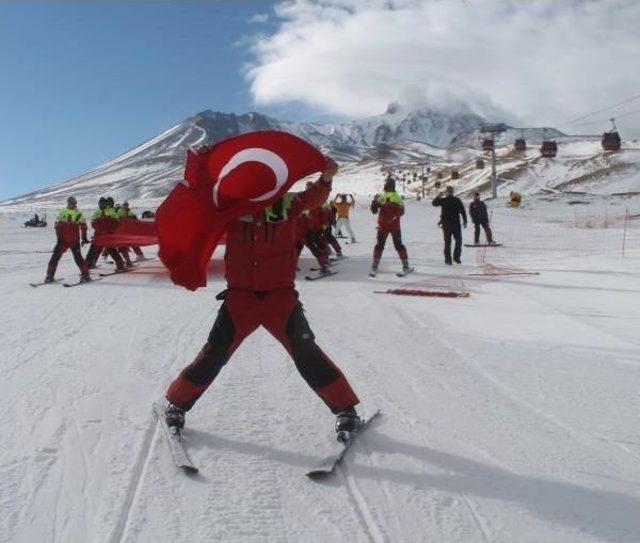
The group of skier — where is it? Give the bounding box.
[39,152,495,446]
[44,195,145,284]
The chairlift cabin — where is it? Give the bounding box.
[481,138,494,151]
[475,158,485,169]
[601,119,621,151]
[514,138,527,152]
[451,170,460,180]
[540,140,557,158]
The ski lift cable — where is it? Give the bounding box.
[566,92,640,125]
[569,109,640,127]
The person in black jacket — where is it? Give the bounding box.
[432,186,467,264]
[468,192,493,245]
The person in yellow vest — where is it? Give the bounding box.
[45,196,91,283]
[85,197,127,271]
[332,193,356,242]
[116,201,145,261]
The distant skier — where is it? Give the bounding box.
[321,202,343,258]
[163,152,361,436]
[370,177,410,274]
[432,186,467,265]
[44,196,91,283]
[117,201,145,260]
[468,192,493,245]
[333,193,356,242]
[85,197,127,271]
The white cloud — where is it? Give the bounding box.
[246,0,640,137]
[249,13,270,24]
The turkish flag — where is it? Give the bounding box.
[156,131,326,290]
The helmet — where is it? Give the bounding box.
[67,196,77,206]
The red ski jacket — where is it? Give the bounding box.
[371,192,404,233]
[224,178,331,291]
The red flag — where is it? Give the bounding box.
[93,219,158,247]
[156,131,326,290]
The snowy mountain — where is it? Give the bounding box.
[3,105,639,211]
[0,105,481,209]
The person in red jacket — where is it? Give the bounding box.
[370,177,410,274]
[45,196,91,283]
[163,153,361,436]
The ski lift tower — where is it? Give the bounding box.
[420,159,429,199]
[480,123,507,199]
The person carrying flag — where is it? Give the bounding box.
[162,148,361,437]
[85,197,127,271]
[44,196,91,283]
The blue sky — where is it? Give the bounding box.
[0,1,277,199]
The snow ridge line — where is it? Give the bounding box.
[109,412,158,543]
[340,450,387,543]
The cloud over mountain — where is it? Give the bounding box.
[247,0,640,137]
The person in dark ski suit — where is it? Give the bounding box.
[468,192,493,245]
[45,196,91,283]
[163,152,361,435]
[432,186,467,264]
[370,177,410,273]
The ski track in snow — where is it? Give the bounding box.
[2,197,640,542]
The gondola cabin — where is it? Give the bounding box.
[540,140,557,158]
[601,131,621,152]
[514,138,527,152]
[481,138,494,151]
[475,158,484,169]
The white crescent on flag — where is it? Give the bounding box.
[213,147,289,208]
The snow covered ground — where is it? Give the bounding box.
[2,196,640,543]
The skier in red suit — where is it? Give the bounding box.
[370,177,410,274]
[164,151,361,436]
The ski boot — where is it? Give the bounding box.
[401,259,411,272]
[79,273,92,283]
[44,275,55,284]
[335,407,362,443]
[319,264,331,275]
[164,403,185,434]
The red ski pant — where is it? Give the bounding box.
[324,227,342,254]
[166,289,359,413]
[300,231,330,267]
[373,228,407,263]
[47,240,88,277]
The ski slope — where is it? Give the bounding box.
[2,197,640,543]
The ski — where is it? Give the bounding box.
[305,271,338,281]
[99,269,130,277]
[464,243,502,247]
[396,267,415,277]
[306,409,381,479]
[152,403,199,474]
[30,278,63,287]
[63,278,103,288]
